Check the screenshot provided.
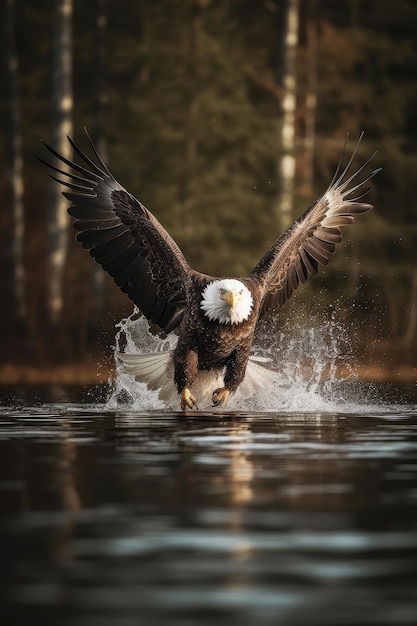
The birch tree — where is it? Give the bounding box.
[92,0,107,315]
[47,0,73,324]
[303,9,317,196]
[4,0,26,323]
[276,0,299,230]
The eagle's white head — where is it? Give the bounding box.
[200,279,253,325]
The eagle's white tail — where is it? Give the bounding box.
[117,351,277,407]
[118,351,173,390]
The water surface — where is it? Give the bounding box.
[1,384,417,625]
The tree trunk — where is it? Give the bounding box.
[276,0,299,230]
[404,268,417,346]
[92,0,107,163]
[303,12,317,196]
[92,0,108,318]
[47,0,73,324]
[4,0,26,324]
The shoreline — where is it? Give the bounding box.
[0,362,415,386]
[0,362,115,386]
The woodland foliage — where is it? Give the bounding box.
[1,0,417,366]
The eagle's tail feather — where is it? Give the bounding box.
[118,351,173,391]
[118,350,277,408]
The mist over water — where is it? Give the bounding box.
[106,309,381,414]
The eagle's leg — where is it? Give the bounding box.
[180,387,197,411]
[212,388,230,407]
[212,346,250,407]
[174,348,199,411]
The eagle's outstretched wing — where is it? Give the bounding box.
[250,134,380,313]
[40,130,192,333]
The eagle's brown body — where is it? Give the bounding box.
[41,131,378,409]
[174,276,262,397]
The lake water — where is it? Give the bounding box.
[1,382,417,626]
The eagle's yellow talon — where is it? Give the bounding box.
[212,387,230,407]
[181,387,197,411]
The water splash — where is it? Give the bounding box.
[106,311,175,411]
[106,309,374,413]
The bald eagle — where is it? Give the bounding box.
[41,132,378,410]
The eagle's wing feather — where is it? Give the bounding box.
[251,135,379,314]
[41,130,192,333]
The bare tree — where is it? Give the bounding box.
[92,0,107,161]
[303,9,317,195]
[91,0,108,316]
[404,268,417,347]
[47,0,73,324]
[276,0,299,229]
[4,0,26,323]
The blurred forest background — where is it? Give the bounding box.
[1,0,417,382]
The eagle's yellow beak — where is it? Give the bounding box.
[221,289,238,309]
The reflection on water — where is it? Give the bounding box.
[0,387,417,625]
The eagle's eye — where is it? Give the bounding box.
[220,288,226,296]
